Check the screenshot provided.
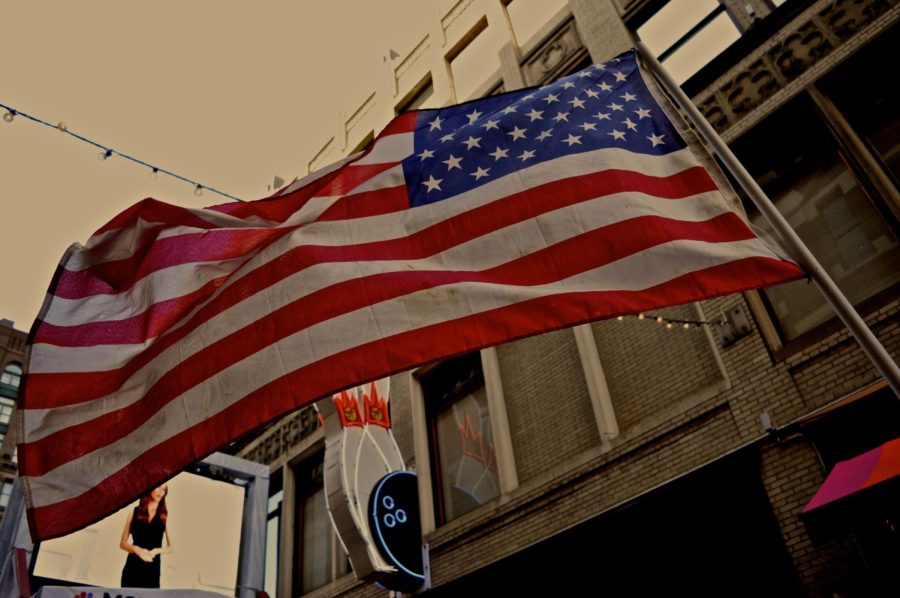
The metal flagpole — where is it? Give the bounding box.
[634,41,900,399]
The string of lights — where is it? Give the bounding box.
[1,102,245,203]
[614,312,725,331]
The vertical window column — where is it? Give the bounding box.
[572,325,619,448]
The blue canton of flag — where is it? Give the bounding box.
[404,50,683,206]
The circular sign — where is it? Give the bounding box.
[368,471,424,590]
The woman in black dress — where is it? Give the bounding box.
[119,484,173,588]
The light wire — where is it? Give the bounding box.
[1,102,245,203]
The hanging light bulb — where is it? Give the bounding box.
[57,121,67,132]
[194,184,203,197]
[3,111,14,123]
[665,322,674,330]
[655,316,664,323]
[616,315,624,321]
[683,323,690,330]
[97,149,113,161]
[149,167,159,180]
[637,313,645,320]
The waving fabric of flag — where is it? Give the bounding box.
[20,50,804,540]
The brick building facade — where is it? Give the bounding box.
[0,320,27,520]
[235,0,900,595]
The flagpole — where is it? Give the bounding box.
[634,42,900,399]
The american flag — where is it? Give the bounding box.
[19,50,803,540]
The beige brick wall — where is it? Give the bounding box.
[497,329,599,483]
[591,303,724,432]
[388,372,415,467]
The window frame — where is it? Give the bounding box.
[419,353,502,527]
[292,453,349,595]
[0,362,22,398]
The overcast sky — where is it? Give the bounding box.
[0,0,439,330]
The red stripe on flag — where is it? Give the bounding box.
[316,161,399,197]
[54,228,296,299]
[25,255,803,540]
[314,185,410,222]
[34,276,230,347]
[92,199,221,237]
[380,112,418,137]
[20,211,770,476]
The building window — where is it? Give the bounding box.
[264,470,283,598]
[504,0,568,49]
[0,480,12,509]
[633,0,741,84]
[396,76,439,114]
[448,17,504,101]
[731,93,900,342]
[421,352,500,525]
[294,456,348,594]
[0,363,22,393]
[0,397,14,447]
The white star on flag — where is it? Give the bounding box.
[463,136,482,150]
[508,126,527,141]
[489,146,509,160]
[422,174,442,192]
[470,166,491,180]
[443,154,463,170]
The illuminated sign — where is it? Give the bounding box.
[318,380,424,592]
[368,471,424,590]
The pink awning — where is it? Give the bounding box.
[803,437,900,513]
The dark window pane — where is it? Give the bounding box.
[819,29,900,188]
[732,96,900,340]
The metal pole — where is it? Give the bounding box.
[634,41,900,398]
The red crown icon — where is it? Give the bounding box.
[332,389,364,428]
[363,382,391,429]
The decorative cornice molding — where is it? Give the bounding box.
[692,0,899,138]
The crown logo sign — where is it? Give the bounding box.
[363,382,391,429]
[333,389,364,428]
